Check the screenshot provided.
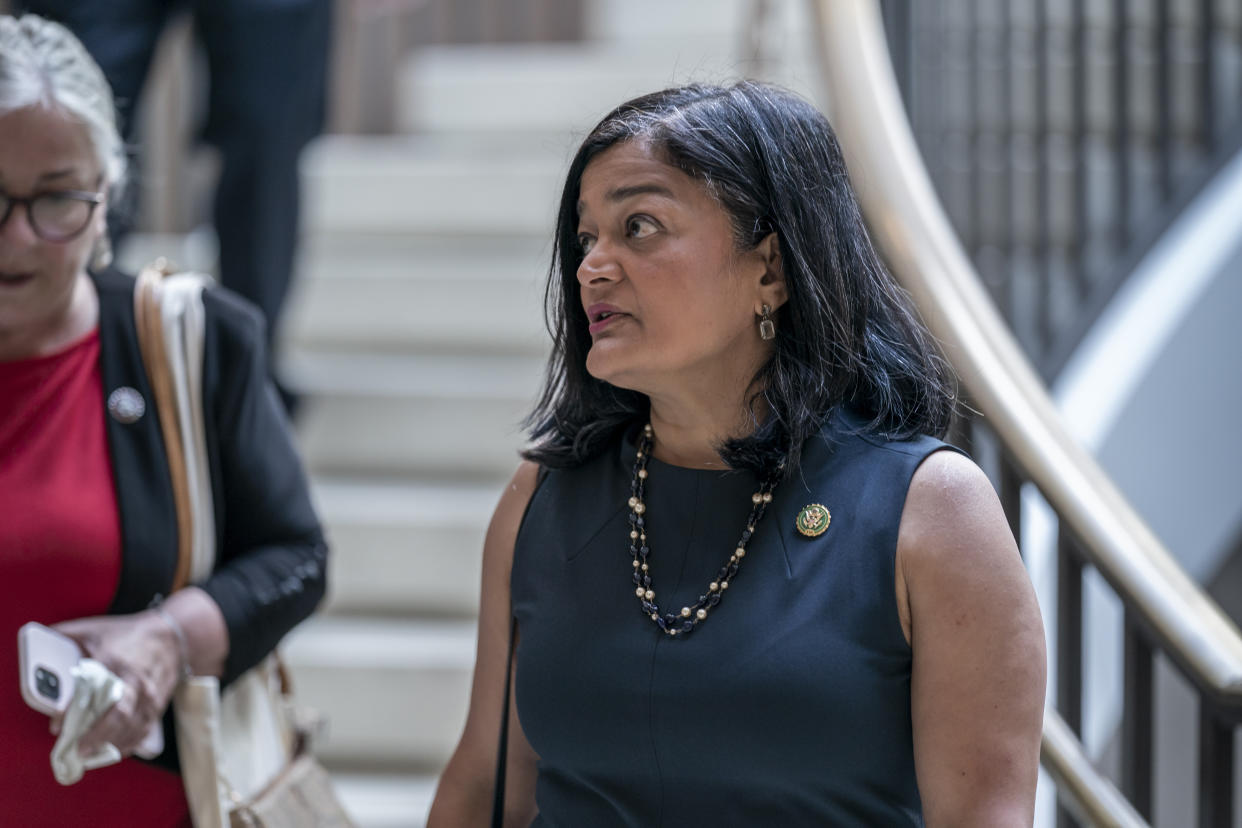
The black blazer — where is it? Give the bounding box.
[94,268,327,689]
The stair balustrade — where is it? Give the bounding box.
[801,2,1242,826]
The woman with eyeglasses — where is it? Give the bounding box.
[429,82,1046,827]
[0,15,327,826]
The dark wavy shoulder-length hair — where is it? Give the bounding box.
[523,80,956,478]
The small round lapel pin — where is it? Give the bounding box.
[796,503,831,537]
[107,386,146,424]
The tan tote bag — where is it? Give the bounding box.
[134,262,355,828]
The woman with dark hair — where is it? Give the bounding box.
[429,81,1045,827]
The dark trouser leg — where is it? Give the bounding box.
[193,0,332,352]
[211,135,302,348]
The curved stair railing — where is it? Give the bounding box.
[806,2,1242,826]
[1041,712,1148,828]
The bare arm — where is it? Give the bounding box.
[428,461,542,828]
[896,451,1046,828]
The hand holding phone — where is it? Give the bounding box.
[18,622,164,759]
[18,622,81,715]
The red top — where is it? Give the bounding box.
[0,331,189,827]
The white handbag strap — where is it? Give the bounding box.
[158,273,217,584]
[146,269,313,828]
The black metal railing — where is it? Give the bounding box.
[802,4,1242,827]
[880,9,1242,810]
[1050,506,1242,828]
[976,423,1242,828]
[949,415,1189,828]
[881,0,1242,380]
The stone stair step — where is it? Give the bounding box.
[282,234,552,355]
[314,477,498,616]
[584,0,749,42]
[396,43,711,136]
[301,135,565,237]
[395,41,812,136]
[285,351,543,480]
[331,773,437,828]
[283,616,475,766]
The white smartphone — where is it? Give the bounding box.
[17,621,164,759]
[18,622,80,715]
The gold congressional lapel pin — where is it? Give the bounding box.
[796,503,831,537]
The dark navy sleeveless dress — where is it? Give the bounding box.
[511,409,960,827]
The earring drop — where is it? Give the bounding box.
[759,304,775,341]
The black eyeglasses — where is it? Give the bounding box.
[0,189,104,242]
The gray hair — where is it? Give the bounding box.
[0,14,126,193]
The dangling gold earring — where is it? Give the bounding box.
[758,304,775,341]
[90,234,113,271]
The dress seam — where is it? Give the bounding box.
[646,633,665,827]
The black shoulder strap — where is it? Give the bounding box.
[491,615,518,828]
[492,463,548,826]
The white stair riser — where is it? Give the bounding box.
[302,138,565,236]
[399,56,670,135]
[397,47,771,136]
[293,234,555,287]
[330,774,437,828]
[323,522,485,616]
[285,229,556,353]
[398,62,821,138]
[282,274,550,354]
[281,619,477,766]
[291,662,470,765]
[297,395,532,479]
[585,0,748,41]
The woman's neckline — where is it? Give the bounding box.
[618,425,751,479]
[0,326,99,368]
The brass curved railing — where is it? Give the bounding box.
[805,1,1242,825]
[1040,710,1148,828]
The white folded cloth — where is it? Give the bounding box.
[50,659,124,785]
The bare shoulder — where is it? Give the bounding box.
[894,448,1030,646]
[497,460,543,516]
[486,464,541,533]
[898,449,1016,570]
[484,460,543,564]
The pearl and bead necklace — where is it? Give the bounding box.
[628,423,782,637]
